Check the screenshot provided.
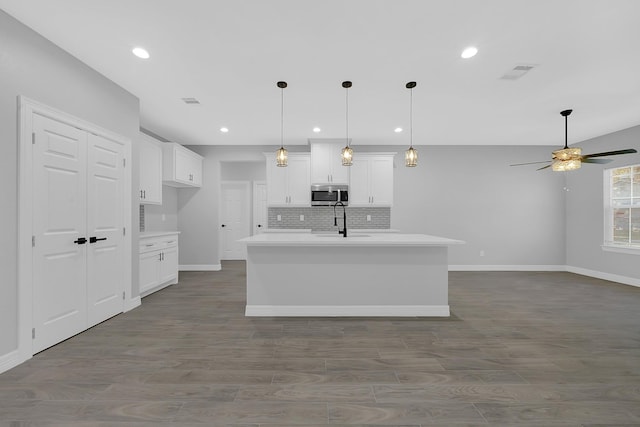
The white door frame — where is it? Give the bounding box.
[253,180,267,234]
[17,96,132,363]
[218,180,251,261]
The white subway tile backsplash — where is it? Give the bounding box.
[268,206,390,231]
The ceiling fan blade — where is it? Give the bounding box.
[536,164,552,171]
[582,158,613,164]
[582,149,638,158]
[510,160,552,166]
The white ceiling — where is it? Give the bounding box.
[2,0,640,148]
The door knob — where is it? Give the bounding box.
[257,224,262,228]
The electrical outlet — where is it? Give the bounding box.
[300,214,304,221]
[277,214,282,221]
[366,215,371,222]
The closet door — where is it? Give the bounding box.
[86,134,125,326]
[32,114,88,353]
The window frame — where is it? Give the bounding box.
[603,163,640,255]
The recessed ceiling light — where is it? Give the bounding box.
[394,127,403,133]
[220,127,229,133]
[461,46,478,59]
[132,47,150,59]
[313,127,321,133]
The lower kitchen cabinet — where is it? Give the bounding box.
[139,232,179,296]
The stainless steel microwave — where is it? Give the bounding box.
[311,184,349,206]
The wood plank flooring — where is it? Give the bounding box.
[1,262,639,426]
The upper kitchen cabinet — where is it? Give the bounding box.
[162,142,203,188]
[266,153,310,206]
[310,140,349,184]
[138,133,163,205]
[349,153,395,207]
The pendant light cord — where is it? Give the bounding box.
[280,87,284,149]
[345,86,349,148]
[410,87,413,149]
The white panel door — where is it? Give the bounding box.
[253,181,267,234]
[86,134,124,326]
[266,160,288,205]
[159,245,179,284]
[32,114,88,353]
[221,182,250,260]
[287,155,311,206]
[349,157,370,206]
[370,156,394,206]
[139,250,160,294]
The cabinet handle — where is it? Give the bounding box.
[143,190,146,198]
[74,237,87,245]
[257,224,262,228]
[159,253,162,261]
[371,196,374,204]
[145,244,155,247]
[221,224,226,227]
[89,237,107,244]
[162,252,164,261]
[140,190,143,199]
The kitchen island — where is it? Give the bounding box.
[240,232,464,317]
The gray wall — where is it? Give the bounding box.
[178,147,276,266]
[0,10,140,358]
[221,161,266,182]
[177,144,567,268]
[566,125,640,280]
[391,145,567,266]
[144,186,179,232]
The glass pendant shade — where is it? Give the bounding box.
[276,146,288,167]
[553,147,581,161]
[341,145,353,166]
[551,147,581,171]
[405,146,418,167]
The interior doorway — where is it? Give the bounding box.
[220,181,251,260]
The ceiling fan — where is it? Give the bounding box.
[511,109,637,171]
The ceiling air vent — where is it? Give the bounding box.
[500,64,537,80]
[181,97,201,104]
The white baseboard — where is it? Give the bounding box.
[0,350,25,375]
[179,264,221,271]
[449,265,566,271]
[124,296,141,312]
[566,265,640,288]
[245,305,450,317]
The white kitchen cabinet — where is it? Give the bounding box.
[266,153,310,206]
[310,141,349,184]
[139,232,179,296]
[139,133,163,204]
[349,153,395,206]
[162,142,203,187]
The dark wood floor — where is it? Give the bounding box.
[1,261,639,426]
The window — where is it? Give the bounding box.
[604,164,640,252]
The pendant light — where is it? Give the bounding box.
[341,81,353,166]
[275,81,288,167]
[405,81,418,167]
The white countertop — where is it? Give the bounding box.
[240,232,464,247]
[139,231,180,239]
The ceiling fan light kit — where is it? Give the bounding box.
[511,108,637,172]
